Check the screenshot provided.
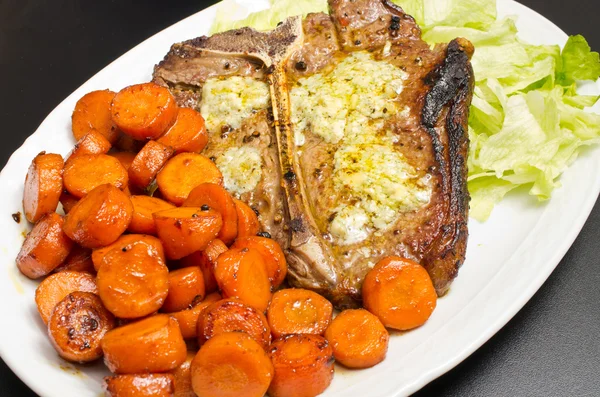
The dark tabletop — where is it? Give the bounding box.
[1,1,599,396]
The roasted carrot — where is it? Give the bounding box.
[129,141,175,189]
[128,195,175,235]
[169,292,221,339]
[170,351,196,397]
[214,247,271,313]
[180,239,227,294]
[53,245,95,274]
[35,270,98,325]
[111,83,178,141]
[63,154,128,198]
[156,153,223,205]
[48,291,115,363]
[72,90,120,144]
[104,374,175,397]
[97,242,169,318]
[268,334,334,397]
[23,152,64,223]
[109,151,137,171]
[63,184,133,249]
[69,131,112,158]
[232,236,287,288]
[59,191,79,214]
[162,267,205,313]
[92,234,165,272]
[267,289,332,338]
[191,332,273,397]
[157,108,208,154]
[362,256,437,331]
[17,213,73,279]
[184,183,238,245]
[153,207,222,260]
[102,314,187,374]
[233,199,260,239]
[324,308,389,369]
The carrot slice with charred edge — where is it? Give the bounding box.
[128,195,175,235]
[180,239,227,294]
[53,245,95,275]
[232,236,287,288]
[97,242,169,319]
[59,191,79,214]
[63,184,133,249]
[129,141,175,189]
[63,154,128,198]
[154,207,223,260]
[72,90,120,144]
[162,267,205,313]
[169,292,222,339]
[233,199,260,239]
[48,291,115,363]
[92,234,165,271]
[362,256,437,331]
[191,332,273,397]
[35,270,98,325]
[156,153,223,206]
[268,334,335,397]
[108,151,137,171]
[69,131,112,158]
[324,308,389,369]
[102,314,186,374]
[267,289,333,338]
[197,299,271,350]
[111,83,178,141]
[104,374,175,397]
[23,152,64,223]
[214,247,271,313]
[184,183,238,245]
[170,351,196,397]
[158,108,208,154]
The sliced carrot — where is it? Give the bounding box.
[233,199,259,239]
[102,314,187,374]
[158,108,208,154]
[104,374,175,397]
[128,195,175,235]
[180,239,227,294]
[114,133,145,152]
[214,247,271,313]
[162,267,205,313]
[267,289,333,338]
[59,191,79,214]
[184,183,238,245]
[170,351,196,397]
[17,213,73,279]
[69,131,112,158]
[92,234,165,272]
[35,270,98,325]
[111,83,178,140]
[362,256,437,331]
[129,141,175,189]
[169,292,222,339]
[109,151,137,171]
[48,291,115,363]
[156,153,223,205]
[53,245,95,274]
[191,332,273,397]
[268,334,334,397]
[63,154,128,198]
[232,236,287,288]
[72,90,120,144]
[23,152,64,223]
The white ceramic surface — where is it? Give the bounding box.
[0,1,598,396]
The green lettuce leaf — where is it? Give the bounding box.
[557,35,600,85]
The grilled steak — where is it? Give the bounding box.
[153,0,474,308]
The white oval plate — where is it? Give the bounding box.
[1,1,598,396]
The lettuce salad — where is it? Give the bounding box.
[211,0,600,221]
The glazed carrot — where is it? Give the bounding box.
[17,213,73,279]
[63,184,133,249]
[129,141,175,189]
[101,314,186,374]
[153,207,222,260]
[267,289,332,338]
[111,83,178,140]
[157,108,208,154]
[69,131,112,158]
[114,133,145,152]
[23,152,64,223]
[63,154,128,198]
[109,151,137,171]
[169,292,222,339]
[233,199,260,239]
[324,309,389,369]
[180,239,227,294]
[162,267,205,313]
[156,153,223,205]
[191,332,273,397]
[59,191,79,214]
[53,245,95,274]
[48,291,115,363]
[214,247,271,312]
[184,183,238,245]
[268,334,334,397]
[97,242,169,318]
[232,236,287,288]
[104,374,175,397]
[92,234,165,272]
[197,299,271,349]
[128,195,175,235]
[72,90,120,144]
[35,270,98,325]
[170,351,196,397]
[362,256,437,330]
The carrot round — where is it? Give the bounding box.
[63,154,128,198]
[111,83,178,140]
[63,184,133,249]
[156,153,223,205]
[48,291,115,363]
[169,292,221,339]
[72,90,120,144]
[180,239,227,294]
[109,151,137,171]
[324,308,389,369]
[35,270,98,325]
[53,245,95,274]
[128,195,175,235]
[362,256,437,330]
[158,108,208,154]
[69,131,112,158]
[197,299,271,349]
[92,234,165,271]
[267,289,332,338]
[232,236,287,288]
[191,332,273,397]
[268,334,334,397]
[162,267,205,313]
[233,199,260,239]
[170,351,196,397]
[59,190,79,214]
[104,374,175,397]
[23,152,64,223]
[102,314,187,374]
[129,141,175,189]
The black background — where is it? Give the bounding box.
[0,1,598,396]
